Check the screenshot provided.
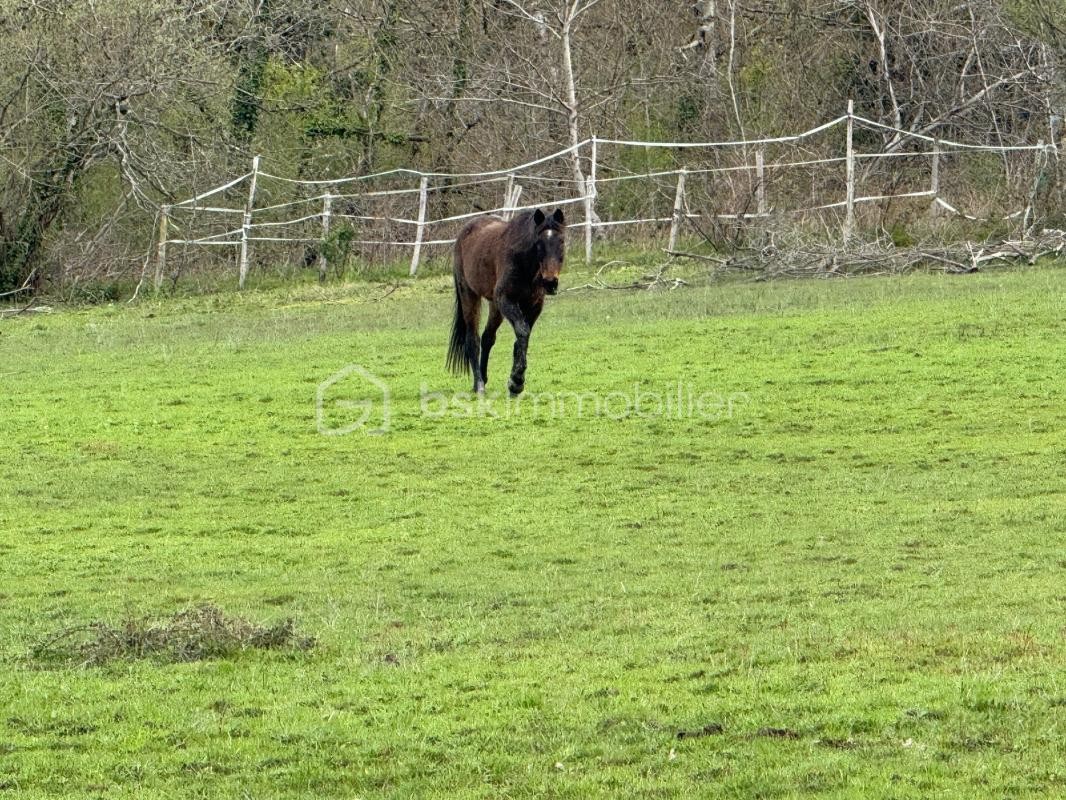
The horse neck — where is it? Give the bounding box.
[508,245,541,281]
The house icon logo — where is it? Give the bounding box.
[316,364,391,436]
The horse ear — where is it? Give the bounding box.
[552,208,565,224]
[532,208,545,226]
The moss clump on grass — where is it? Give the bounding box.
[33,604,315,666]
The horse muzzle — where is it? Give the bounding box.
[542,277,559,295]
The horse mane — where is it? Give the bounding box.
[503,210,564,255]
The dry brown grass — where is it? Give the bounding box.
[32,604,315,666]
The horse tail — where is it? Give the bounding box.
[446,239,469,375]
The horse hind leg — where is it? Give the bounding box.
[460,287,485,393]
[479,302,503,387]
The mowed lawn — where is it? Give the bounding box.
[0,264,1063,798]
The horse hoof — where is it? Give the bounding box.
[508,380,524,397]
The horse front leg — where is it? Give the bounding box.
[499,298,541,397]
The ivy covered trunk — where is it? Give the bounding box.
[0,146,87,294]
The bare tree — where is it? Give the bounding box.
[680,0,719,74]
[0,0,231,292]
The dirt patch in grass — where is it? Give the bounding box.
[676,723,725,740]
[32,604,315,666]
[755,727,801,740]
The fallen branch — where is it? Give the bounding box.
[0,304,52,318]
[566,260,687,292]
[662,249,728,264]
[718,229,1066,279]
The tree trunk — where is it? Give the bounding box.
[683,0,718,75]
[560,6,599,227]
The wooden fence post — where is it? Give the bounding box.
[755,147,767,216]
[1022,140,1046,233]
[154,204,169,292]
[510,183,523,218]
[585,137,598,263]
[844,99,855,240]
[318,193,332,282]
[238,155,260,290]
[503,174,521,220]
[503,173,515,219]
[929,138,940,218]
[409,175,429,277]
[668,168,688,252]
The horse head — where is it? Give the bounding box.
[532,208,565,295]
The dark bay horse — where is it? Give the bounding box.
[447,208,566,396]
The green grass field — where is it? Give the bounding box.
[1,263,1064,798]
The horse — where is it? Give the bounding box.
[447,207,566,396]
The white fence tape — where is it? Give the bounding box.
[159,109,1052,281]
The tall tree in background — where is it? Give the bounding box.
[0,1,228,293]
[230,0,273,143]
[496,1,604,194]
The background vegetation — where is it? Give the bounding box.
[1,0,1063,297]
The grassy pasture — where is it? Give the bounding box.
[0,263,1064,798]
